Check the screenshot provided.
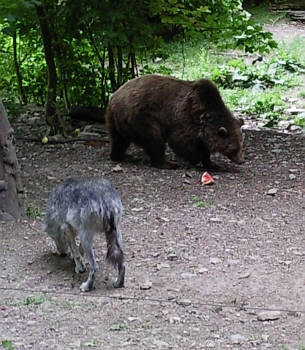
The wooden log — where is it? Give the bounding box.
[289,11,305,20]
[269,0,305,11]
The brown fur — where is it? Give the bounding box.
[106,74,244,168]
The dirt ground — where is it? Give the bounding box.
[1,22,305,350]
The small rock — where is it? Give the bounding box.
[167,253,178,261]
[262,334,269,341]
[177,299,192,306]
[184,171,193,178]
[285,107,305,115]
[210,257,221,265]
[278,120,290,129]
[156,263,170,270]
[151,252,160,257]
[289,174,296,180]
[289,125,302,132]
[140,281,152,290]
[154,340,170,347]
[181,272,196,278]
[112,164,123,172]
[198,267,208,274]
[160,217,170,222]
[128,317,140,322]
[227,259,240,265]
[238,271,251,279]
[257,311,281,321]
[210,217,222,223]
[266,188,278,196]
[169,316,181,324]
[205,340,216,348]
[131,207,144,212]
[231,334,246,344]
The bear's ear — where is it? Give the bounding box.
[218,126,228,138]
[238,118,244,126]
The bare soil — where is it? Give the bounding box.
[1,24,305,350]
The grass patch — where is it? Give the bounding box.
[108,322,127,331]
[26,206,43,219]
[3,294,68,308]
[83,337,100,347]
[190,195,214,208]
[1,340,14,350]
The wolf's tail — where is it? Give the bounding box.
[105,212,124,266]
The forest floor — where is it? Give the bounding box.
[1,21,305,350]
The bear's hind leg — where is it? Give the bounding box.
[110,129,130,162]
[145,142,166,168]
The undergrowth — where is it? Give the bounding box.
[146,29,305,129]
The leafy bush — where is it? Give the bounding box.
[244,93,286,127]
[211,57,304,90]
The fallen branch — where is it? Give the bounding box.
[16,136,109,144]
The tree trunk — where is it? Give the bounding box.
[88,33,107,106]
[0,100,24,221]
[108,45,117,91]
[117,46,123,87]
[13,31,27,104]
[35,3,59,134]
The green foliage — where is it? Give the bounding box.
[211,57,302,90]
[1,340,14,350]
[190,195,214,208]
[1,93,23,117]
[0,0,278,114]
[26,204,42,219]
[294,114,305,129]
[151,0,277,53]
[244,93,285,128]
[108,322,127,331]
[23,294,50,306]
[83,337,100,347]
[141,64,173,76]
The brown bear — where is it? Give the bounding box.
[106,74,244,168]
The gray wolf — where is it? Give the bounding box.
[43,177,125,292]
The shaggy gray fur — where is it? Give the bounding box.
[43,177,125,292]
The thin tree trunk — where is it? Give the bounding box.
[100,47,107,106]
[0,100,24,221]
[88,33,107,106]
[35,3,58,132]
[117,46,123,87]
[108,45,117,91]
[53,27,70,111]
[13,31,27,104]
